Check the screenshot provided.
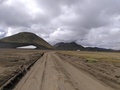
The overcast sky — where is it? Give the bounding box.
[0,0,120,49]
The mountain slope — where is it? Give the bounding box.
[54,42,85,50]
[85,47,114,52]
[0,32,53,49]
[54,42,116,51]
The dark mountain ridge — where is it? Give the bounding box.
[54,42,85,50]
[54,42,116,52]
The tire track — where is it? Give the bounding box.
[14,54,47,90]
[53,58,79,90]
[39,55,47,90]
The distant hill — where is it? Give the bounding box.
[0,32,53,49]
[85,47,114,52]
[54,42,117,52]
[54,42,85,50]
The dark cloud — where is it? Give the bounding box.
[0,27,7,38]
[0,0,120,49]
[0,1,32,27]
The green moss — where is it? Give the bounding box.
[85,58,99,63]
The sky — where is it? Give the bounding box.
[0,0,120,49]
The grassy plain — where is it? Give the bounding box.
[57,51,120,89]
[58,51,120,63]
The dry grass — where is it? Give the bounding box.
[58,51,120,63]
[0,49,44,87]
[57,51,120,88]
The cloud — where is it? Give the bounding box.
[0,0,120,49]
[0,27,7,38]
[0,0,31,27]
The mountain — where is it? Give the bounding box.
[54,42,117,52]
[85,47,114,52]
[54,42,85,50]
[0,32,53,49]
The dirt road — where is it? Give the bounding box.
[14,52,115,90]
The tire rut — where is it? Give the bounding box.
[39,57,47,90]
[53,55,79,90]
